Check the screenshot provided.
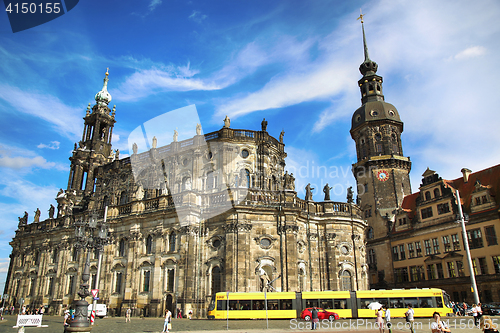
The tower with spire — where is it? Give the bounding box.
[66,69,117,209]
[351,13,412,287]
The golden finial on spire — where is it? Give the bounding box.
[105,67,109,76]
[357,9,364,23]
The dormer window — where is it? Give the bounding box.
[433,188,440,198]
[425,191,431,201]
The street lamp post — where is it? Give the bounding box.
[67,212,108,332]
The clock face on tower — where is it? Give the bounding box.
[377,170,389,182]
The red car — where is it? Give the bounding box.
[300,308,339,321]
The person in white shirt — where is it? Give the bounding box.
[405,305,415,333]
[384,306,392,333]
[162,309,172,333]
[473,303,479,326]
[431,312,451,333]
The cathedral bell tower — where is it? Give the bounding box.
[350,15,412,242]
[67,69,116,203]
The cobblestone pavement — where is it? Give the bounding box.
[0,315,494,333]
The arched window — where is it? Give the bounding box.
[206,172,214,190]
[72,248,79,262]
[433,188,440,198]
[341,270,352,291]
[146,235,153,254]
[103,195,110,208]
[425,191,431,201]
[52,249,58,263]
[169,232,176,252]
[298,267,306,292]
[211,266,221,295]
[120,191,128,205]
[245,169,251,188]
[368,249,376,265]
[367,227,374,239]
[119,239,126,257]
[182,177,191,191]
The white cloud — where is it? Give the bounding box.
[189,10,207,24]
[149,0,162,11]
[37,141,60,149]
[0,144,67,171]
[0,84,82,140]
[454,46,487,60]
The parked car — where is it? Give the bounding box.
[482,303,500,316]
[300,308,339,321]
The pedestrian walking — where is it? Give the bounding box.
[473,303,479,326]
[376,307,384,333]
[188,309,193,319]
[431,312,450,333]
[125,307,131,322]
[162,308,172,333]
[177,308,182,318]
[311,307,319,330]
[404,304,414,333]
[63,309,71,333]
[384,306,392,333]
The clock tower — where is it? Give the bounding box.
[350,16,412,287]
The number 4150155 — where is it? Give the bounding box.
[5,2,61,14]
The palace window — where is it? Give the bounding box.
[143,270,150,292]
[68,275,75,295]
[169,232,176,252]
[492,256,500,274]
[427,264,436,280]
[424,240,432,256]
[392,246,399,261]
[467,228,484,249]
[399,245,406,260]
[120,191,128,205]
[29,277,36,296]
[52,249,58,263]
[442,236,451,252]
[394,267,409,283]
[119,239,126,257]
[72,248,79,261]
[436,263,444,279]
[451,234,461,251]
[434,188,440,198]
[408,243,415,258]
[341,271,352,291]
[367,227,374,239]
[432,238,440,254]
[48,277,55,296]
[447,262,456,278]
[398,217,407,225]
[115,272,122,294]
[482,195,488,204]
[368,249,376,265]
[421,207,433,219]
[437,203,450,214]
[485,226,498,246]
[410,266,425,282]
[473,258,479,275]
[415,242,422,257]
[456,261,465,277]
[166,268,175,292]
[146,235,153,254]
[478,257,488,274]
[425,191,431,201]
[211,266,222,295]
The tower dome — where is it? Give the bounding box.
[95,68,112,106]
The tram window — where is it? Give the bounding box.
[267,300,279,310]
[359,298,373,309]
[304,299,319,308]
[241,301,251,310]
[280,299,293,310]
[434,296,443,308]
[253,300,264,310]
[419,297,433,308]
[373,298,389,307]
[217,300,226,310]
[230,300,243,310]
[389,298,404,308]
[334,299,348,309]
[404,297,419,308]
[320,299,333,309]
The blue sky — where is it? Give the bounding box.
[1,0,499,290]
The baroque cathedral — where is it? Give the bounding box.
[4,48,374,316]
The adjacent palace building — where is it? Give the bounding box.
[4,20,500,318]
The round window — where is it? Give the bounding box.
[260,238,271,248]
[241,149,249,158]
[208,152,213,159]
[212,239,221,248]
[355,115,361,123]
[183,158,189,166]
[340,245,349,255]
[370,110,379,117]
[388,110,395,117]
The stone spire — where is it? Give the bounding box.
[94,68,112,106]
[357,11,378,77]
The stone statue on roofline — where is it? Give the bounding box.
[18,211,28,226]
[323,183,332,201]
[48,204,55,219]
[347,186,354,204]
[196,123,202,135]
[132,143,138,155]
[305,183,314,201]
[279,130,284,143]
[223,115,230,128]
[34,208,41,223]
[152,136,157,149]
[261,118,268,131]
[173,129,178,142]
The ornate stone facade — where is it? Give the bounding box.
[4,72,368,317]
